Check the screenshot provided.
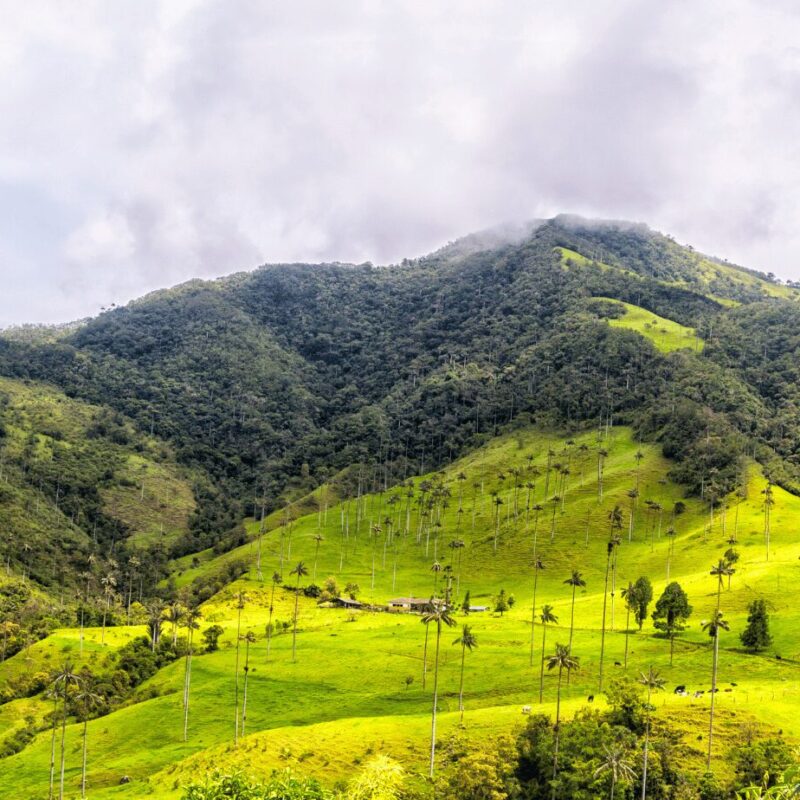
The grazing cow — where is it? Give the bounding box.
[521,705,532,715]
[693,691,704,698]
[614,661,622,667]
[731,682,738,687]
[674,685,686,694]
[724,688,732,692]
[587,695,594,703]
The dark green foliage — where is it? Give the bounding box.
[740,599,772,652]
[182,770,330,800]
[2,215,800,599]
[202,625,224,652]
[629,576,654,630]
[652,583,692,644]
[732,737,793,790]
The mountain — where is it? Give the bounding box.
[3,215,800,798]
[1,214,799,584]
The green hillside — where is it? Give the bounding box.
[3,216,800,799]
[3,425,800,798]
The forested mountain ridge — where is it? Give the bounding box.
[1,215,799,581]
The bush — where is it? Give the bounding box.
[182,770,330,800]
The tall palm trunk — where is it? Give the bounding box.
[233,605,242,745]
[624,605,631,669]
[538,625,548,702]
[551,663,564,800]
[599,547,612,692]
[241,639,251,736]
[428,620,442,778]
[80,717,88,799]
[422,623,430,688]
[291,574,301,662]
[529,565,540,666]
[458,641,467,724]
[267,582,276,659]
[59,696,68,800]
[707,580,723,769]
[641,686,652,800]
[183,627,194,742]
[48,693,58,799]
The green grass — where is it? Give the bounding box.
[3,426,800,798]
[594,298,702,353]
[0,376,195,563]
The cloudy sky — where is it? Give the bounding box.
[2,1,799,325]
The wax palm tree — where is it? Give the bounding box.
[564,570,586,652]
[431,560,443,591]
[75,686,103,799]
[422,603,456,778]
[233,590,247,745]
[165,601,185,647]
[634,450,644,489]
[639,667,666,800]
[100,572,116,644]
[702,609,730,771]
[266,571,281,659]
[762,481,774,561]
[53,662,81,800]
[594,743,636,800]
[312,534,324,581]
[621,581,636,669]
[146,599,165,652]
[547,644,580,800]
[599,510,623,692]
[182,606,202,742]
[421,595,435,689]
[538,605,558,702]
[291,561,309,662]
[493,496,504,552]
[627,488,639,542]
[449,539,465,596]
[240,630,257,736]
[597,448,609,500]
[454,624,478,724]
[529,557,545,666]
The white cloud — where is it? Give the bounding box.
[1,0,799,324]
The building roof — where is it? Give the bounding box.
[388,597,431,605]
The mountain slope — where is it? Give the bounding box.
[0,215,798,582]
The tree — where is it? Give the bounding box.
[454,624,478,725]
[724,548,740,590]
[529,557,545,667]
[240,630,257,736]
[702,609,730,770]
[651,582,692,664]
[183,606,202,742]
[638,668,665,800]
[75,686,103,799]
[266,571,282,659]
[620,582,635,669]
[538,605,558,702]
[762,482,774,561]
[422,603,456,777]
[594,743,636,800]
[233,590,247,746]
[53,662,81,800]
[100,572,116,644]
[599,511,622,693]
[165,601,185,647]
[291,562,309,662]
[627,488,639,542]
[564,570,586,653]
[202,624,224,652]
[631,577,653,631]
[312,534,324,581]
[495,589,509,616]
[462,590,471,615]
[547,643,579,799]
[740,599,772,652]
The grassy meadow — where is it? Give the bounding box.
[3,426,800,798]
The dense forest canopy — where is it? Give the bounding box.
[1,215,798,577]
